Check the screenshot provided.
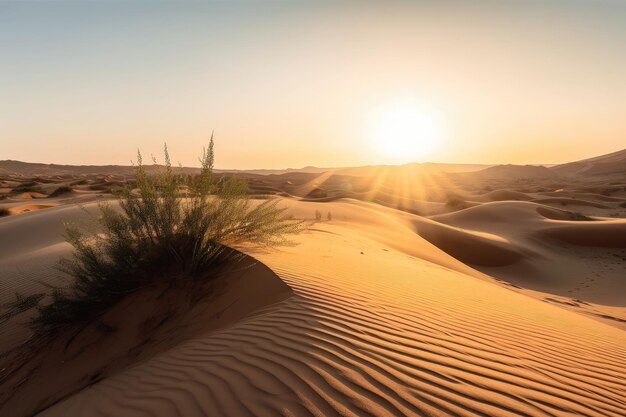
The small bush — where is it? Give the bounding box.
[0,207,10,217]
[23,137,304,339]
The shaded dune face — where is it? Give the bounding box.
[422,201,626,324]
[539,223,626,248]
[415,220,525,267]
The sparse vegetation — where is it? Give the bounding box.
[0,293,45,324]
[10,137,304,340]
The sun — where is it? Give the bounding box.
[370,101,442,162]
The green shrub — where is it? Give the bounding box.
[0,293,45,324]
[25,137,303,339]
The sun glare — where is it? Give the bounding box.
[371,101,443,162]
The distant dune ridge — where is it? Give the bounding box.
[0,159,492,177]
[464,164,557,179]
[552,148,626,177]
[2,147,625,178]
[1,148,626,416]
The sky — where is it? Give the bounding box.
[1,0,625,169]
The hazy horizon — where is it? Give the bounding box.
[4,150,610,171]
[2,0,625,169]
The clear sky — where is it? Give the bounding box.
[1,0,625,169]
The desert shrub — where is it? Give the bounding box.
[315,209,322,221]
[24,137,303,339]
[0,207,10,217]
[0,293,45,324]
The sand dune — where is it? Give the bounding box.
[1,198,625,416]
[531,197,611,209]
[464,164,557,180]
[552,148,626,177]
[7,204,57,214]
[429,201,626,326]
[475,189,534,202]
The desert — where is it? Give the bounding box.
[2,1,626,416]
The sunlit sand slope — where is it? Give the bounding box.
[34,199,625,417]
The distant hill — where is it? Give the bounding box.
[551,148,626,177]
[0,160,206,177]
[466,164,557,180]
[333,163,491,177]
[0,160,491,177]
